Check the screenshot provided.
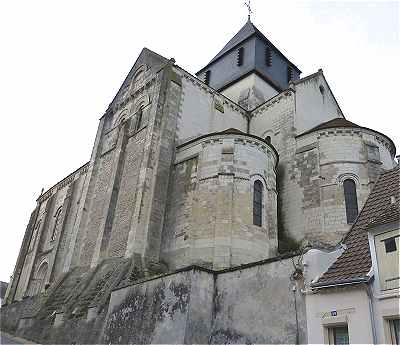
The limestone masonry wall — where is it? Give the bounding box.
[1,255,306,344]
[162,131,278,269]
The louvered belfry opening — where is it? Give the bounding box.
[287,66,293,83]
[237,47,244,66]
[204,70,211,85]
[265,47,272,66]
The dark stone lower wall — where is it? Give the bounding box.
[1,254,306,344]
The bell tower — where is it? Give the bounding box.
[196,19,301,110]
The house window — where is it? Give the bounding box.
[375,231,400,290]
[205,70,211,86]
[253,180,263,226]
[237,47,244,66]
[50,207,63,242]
[388,319,400,345]
[287,66,293,83]
[343,179,358,224]
[327,325,350,345]
[385,237,397,253]
[265,47,272,66]
[265,136,271,144]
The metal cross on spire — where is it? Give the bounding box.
[244,0,253,20]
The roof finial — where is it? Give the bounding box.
[244,0,253,21]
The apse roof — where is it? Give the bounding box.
[298,118,396,155]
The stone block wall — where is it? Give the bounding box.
[12,164,88,302]
[292,127,396,247]
[1,254,306,344]
[175,68,248,145]
[161,131,278,269]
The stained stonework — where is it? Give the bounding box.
[1,27,397,344]
[161,131,278,269]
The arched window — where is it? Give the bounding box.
[253,180,263,226]
[50,206,63,241]
[265,136,271,144]
[29,220,41,251]
[35,262,48,295]
[136,107,143,131]
[343,179,358,224]
[132,67,145,89]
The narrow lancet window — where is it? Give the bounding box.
[136,107,143,130]
[253,180,263,226]
[50,207,63,242]
[343,179,358,224]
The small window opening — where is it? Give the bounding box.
[265,136,271,144]
[205,70,211,86]
[253,180,263,226]
[384,237,397,253]
[237,47,244,66]
[287,66,293,83]
[265,47,272,67]
[343,179,358,224]
[319,85,325,95]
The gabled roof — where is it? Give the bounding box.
[197,19,300,74]
[312,167,400,288]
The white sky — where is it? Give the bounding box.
[0,0,399,283]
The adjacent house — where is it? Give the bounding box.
[304,166,399,344]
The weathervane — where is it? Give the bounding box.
[244,0,253,20]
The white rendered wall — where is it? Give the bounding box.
[176,71,248,145]
[306,288,374,344]
[294,72,343,135]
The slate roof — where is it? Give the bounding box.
[312,167,400,288]
[298,118,396,155]
[198,19,300,73]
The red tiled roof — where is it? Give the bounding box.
[313,167,400,287]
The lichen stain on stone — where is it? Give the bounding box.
[210,328,252,344]
[104,280,190,344]
[153,281,189,321]
[105,290,146,344]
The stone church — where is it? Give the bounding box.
[1,18,397,344]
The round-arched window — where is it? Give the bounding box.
[343,179,358,224]
[253,180,263,226]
